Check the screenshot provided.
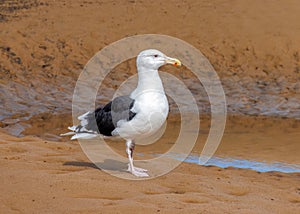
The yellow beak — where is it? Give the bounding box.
[165,57,182,67]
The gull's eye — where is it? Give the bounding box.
[154,54,158,58]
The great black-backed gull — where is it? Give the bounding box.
[62,49,181,177]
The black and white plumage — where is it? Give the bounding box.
[62,49,181,177]
[71,96,136,137]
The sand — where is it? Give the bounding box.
[1,0,300,213]
[1,115,300,213]
[1,124,300,214]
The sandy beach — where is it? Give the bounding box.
[1,0,300,213]
[1,119,300,213]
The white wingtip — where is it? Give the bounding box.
[60,132,75,136]
[70,133,98,140]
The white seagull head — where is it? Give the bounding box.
[136,49,181,71]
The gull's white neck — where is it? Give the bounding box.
[130,66,165,98]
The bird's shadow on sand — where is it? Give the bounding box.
[63,159,128,172]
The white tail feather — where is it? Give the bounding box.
[68,126,76,131]
[78,112,90,120]
[61,111,98,140]
[77,111,90,127]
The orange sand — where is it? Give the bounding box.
[1,0,300,213]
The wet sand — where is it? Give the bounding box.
[1,0,300,213]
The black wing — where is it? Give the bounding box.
[84,96,136,136]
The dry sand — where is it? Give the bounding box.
[1,0,300,213]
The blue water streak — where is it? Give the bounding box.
[136,153,300,173]
[184,155,300,173]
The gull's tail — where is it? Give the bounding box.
[61,112,98,140]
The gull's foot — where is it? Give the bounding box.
[127,165,149,177]
[130,169,149,177]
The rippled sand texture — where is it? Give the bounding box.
[1,0,300,213]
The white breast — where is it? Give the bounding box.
[113,91,169,140]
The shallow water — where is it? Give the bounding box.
[135,153,300,173]
[2,110,300,175]
[186,155,300,173]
